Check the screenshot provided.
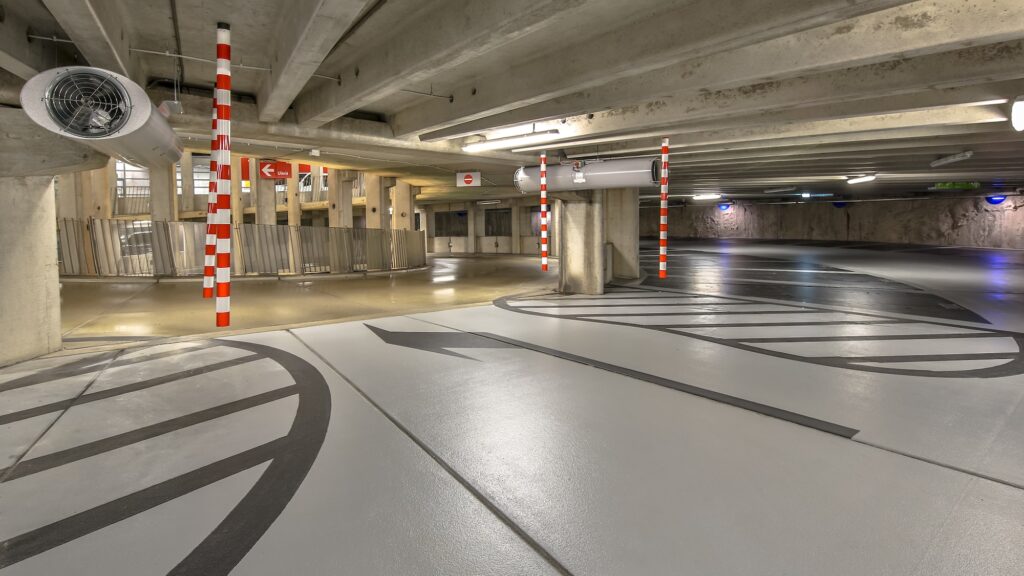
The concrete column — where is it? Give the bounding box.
[255,171,276,225]
[77,159,114,220]
[392,180,414,230]
[422,204,434,248]
[180,150,195,212]
[0,177,62,365]
[55,174,78,219]
[311,164,324,203]
[286,163,301,273]
[604,187,640,280]
[558,190,606,295]
[511,198,522,255]
[466,204,477,254]
[332,178,355,228]
[147,164,178,276]
[149,163,177,222]
[231,156,245,273]
[364,174,384,229]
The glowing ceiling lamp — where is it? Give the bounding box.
[462,130,560,153]
[846,174,877,185]
[1012,96,1024,132]
[986,195,1007,205]
[692,193,722,200]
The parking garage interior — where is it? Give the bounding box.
[1,1,1024,574]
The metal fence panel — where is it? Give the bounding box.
[58,219,427,278]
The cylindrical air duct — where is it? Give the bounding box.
[20,66,183,166]
[515,158,658,193]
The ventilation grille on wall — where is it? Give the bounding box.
[44,69,132,138]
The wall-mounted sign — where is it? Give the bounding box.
[457,171,481,187]
[258,161,293,179]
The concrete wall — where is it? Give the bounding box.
[0,177,61,366]
[640,196,1024,248]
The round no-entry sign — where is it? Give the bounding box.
[463,173,474,185]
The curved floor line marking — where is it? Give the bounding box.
[0,339,332,575]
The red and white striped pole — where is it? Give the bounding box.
[540,151,548,272]
[659,137,670,279]
[213,22,232,326]
[202,96,217,298]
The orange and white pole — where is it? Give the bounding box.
[213,22,232,326]
[540,151,548,272]
[659,137,669,279]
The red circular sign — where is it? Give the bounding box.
[463,173,474,185]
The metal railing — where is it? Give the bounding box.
[57,218,427,278]
[113,186,151,215]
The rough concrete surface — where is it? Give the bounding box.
[641,196,1024,248]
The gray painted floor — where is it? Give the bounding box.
[2,243,1022,574]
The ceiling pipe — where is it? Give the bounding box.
[515,157,659,193]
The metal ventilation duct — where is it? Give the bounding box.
[21,66,183,166]
[515,158,659,193]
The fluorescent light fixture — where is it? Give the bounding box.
[692,193,722,200]
[463,130,560,152]
[801,192,811,198]
[846,174,877,185]
[764,186,796,194]
[477,200,501,205]
[930,150,974,168]
[1013,96,1024,132]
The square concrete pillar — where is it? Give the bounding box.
[466,204,477,253]
[255,169,276,225]
[557,190,605,295]
[0,176,62,365]
[312,164,324,203]
[231,156,246,273]
[328,170,355,228]
[604,187,640,280]
[511,198,522,254]
[286,163,301,272]
[148,163,178,222]
[179,150,195,212]
[392,180,415,231]
[365,174,384,229]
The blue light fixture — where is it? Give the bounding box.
[832,202,848,208]
[718,202,732,212]
[986,195,1007,205]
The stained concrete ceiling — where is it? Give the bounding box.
[3,0,1024,204]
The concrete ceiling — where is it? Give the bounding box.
[3,0,1024,203]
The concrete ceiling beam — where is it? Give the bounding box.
[154,87,526,166]
[0,7,64,79]
[571,110,1009,158]
[40,0,134,78]
[389,0,914,138]
[512,45,1024,150]
[257,0,374,122]
[0,108,109,176]
[293,0,580,128]
[420,0,1024,141]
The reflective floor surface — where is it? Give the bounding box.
[59,255,558,348]
[3,241,1022,575]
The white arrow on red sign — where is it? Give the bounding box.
[259,161,276,179]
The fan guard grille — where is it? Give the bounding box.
[44,69,132,138]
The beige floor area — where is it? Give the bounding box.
[59,255,558,347]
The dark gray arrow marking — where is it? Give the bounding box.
[366,324,517,360]
[366,322,857,438]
